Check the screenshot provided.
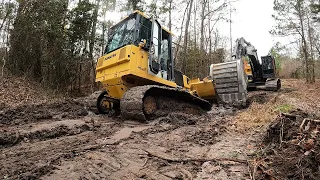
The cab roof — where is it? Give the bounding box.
[112,10,174,36]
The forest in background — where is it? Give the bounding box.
[0,0,319,93]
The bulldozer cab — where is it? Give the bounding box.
[104,11,174,82]
[261,55,276,79]
[147,18,174,81]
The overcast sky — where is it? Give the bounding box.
[107,0,285,57]
[218,0,277,56]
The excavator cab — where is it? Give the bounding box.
[261,55,276,79]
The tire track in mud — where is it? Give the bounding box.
[0,123,95,147]
[1,96,249,180]
[0,118,122,180]
[0,98,103,145]
[0,97,126,179]
[43,111,240,180]
[42,124,159,180]
[2,80,312,179]
[0,99,88,126]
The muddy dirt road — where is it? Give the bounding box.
[1,79,319,179]
[0,100,255,179]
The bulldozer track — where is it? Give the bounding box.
[120,85,212,121]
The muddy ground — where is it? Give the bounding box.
[0,79,319,180]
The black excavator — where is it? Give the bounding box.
[232,37,281,91]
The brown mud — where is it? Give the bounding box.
[0,79,319,180]
[0,100,88,125]
[0,96,254,180]
[0,123,95,147]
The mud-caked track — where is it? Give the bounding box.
[120,85,211,121]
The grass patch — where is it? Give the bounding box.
[229,151,239,158]
[235,101,278,130]
[275,104,293,113]
[235,93,288,130]
[234,79,320,131]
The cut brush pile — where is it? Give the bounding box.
[251,109,320,179]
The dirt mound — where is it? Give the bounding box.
[74,91,102,114]
[0,124,94,147]
[0,119,121,180]
[0,99,88,125]
[254,109,320,179]
[156,112,198,125]
[0,76,50,108]
[184,127,221,146]
[247,92,269,104]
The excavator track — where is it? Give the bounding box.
[255,78,281,91]
[120,85,212,121]
[264,78,281,91]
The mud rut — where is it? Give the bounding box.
[0,98,261,180]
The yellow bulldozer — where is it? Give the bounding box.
[95,11,247,121]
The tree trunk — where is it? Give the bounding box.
[0,5,11,32]
[10,0,26,72]
[102,22,106,56]
[229,2,232,56]
[302,34,309,83]
[130,0,140,10]
[168,0,172,31]
[200,0,206,51]
[207,0,212,63]
[89,0,101,90]
[33,42,42,81]
[174,1,189,70]
[297,2,310,83]
[182,0,194,73]
[193,0,197,49]
[307,15,315,83]
[101,7,107,56]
